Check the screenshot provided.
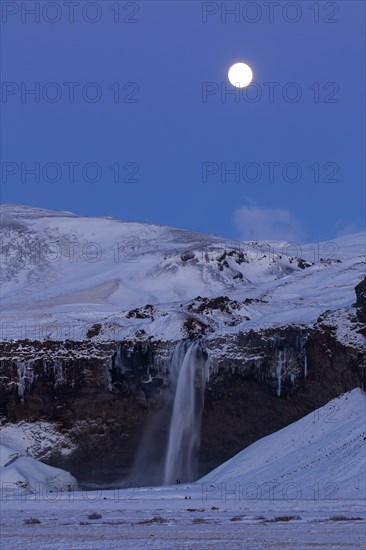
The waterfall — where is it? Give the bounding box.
[163,340,209,484]
[129,339,209,487]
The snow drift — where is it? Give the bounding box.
[0,434,77,494]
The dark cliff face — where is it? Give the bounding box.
[354,276,366,329]
[0,285,365,486]
[201,322,365,475]
[0,340,169,484]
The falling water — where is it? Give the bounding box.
[129,339,209,486]
[163,340,209,485]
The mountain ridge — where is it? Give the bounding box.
[1,204,365,343]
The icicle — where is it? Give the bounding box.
[276,349,286,397]
[304,351,308,378]
[276,357,282,397]
[17,362,35,402]
[52,362,64,388]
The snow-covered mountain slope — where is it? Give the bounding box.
[0,204,365,341]
[200,388,366,499]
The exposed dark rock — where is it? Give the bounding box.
[354,276,366,325]
[188,296,240,315]
[297,258,312,269]
[184,315,211,338]
[86,324,101,338]
[126,304,154,319]
[242,297,267,305]
[180,252,195,262]
[227,249,247,265]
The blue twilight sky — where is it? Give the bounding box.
[1,0,365,242]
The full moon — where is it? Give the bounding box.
[228,62,253,88]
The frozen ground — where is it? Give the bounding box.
[1,487,365,549]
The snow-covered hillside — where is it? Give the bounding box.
[201,388,366,499]
[0,430,77,493]
[0,204,365,341]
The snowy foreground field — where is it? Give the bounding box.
[1,390,365,549]
[1,487,365,550]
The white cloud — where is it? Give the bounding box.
[233,203,305,242]
[335,219,365,237]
